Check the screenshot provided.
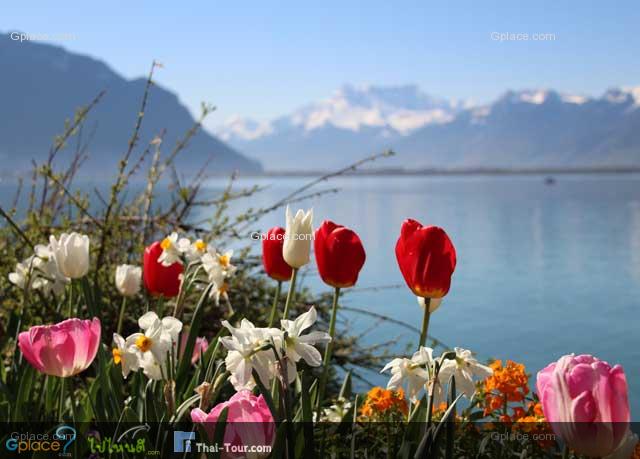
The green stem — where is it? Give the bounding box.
[316,287,341,417]
[58,377,65,422]
[562,445,570,459]
[116,297,127,335]
[267,281,282,327]
[67,281,74,317]
[418,298,431,348]
[281,268,298,320]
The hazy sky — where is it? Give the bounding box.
[3,0,639,131]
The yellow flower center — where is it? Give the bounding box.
[160,237,173,250]
[194,240,207,252]
[136,335,153,352]
[218,254,231,267]
[112,348,122,365]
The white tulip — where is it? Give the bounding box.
[115,264,142,297]
[282,206,313,268]
[49,232,90,279]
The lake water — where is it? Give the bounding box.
[204,173,640,418]
[1,173,639,417]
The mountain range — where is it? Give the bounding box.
[0,32,261,178]
[217,85,640,171]
[2,31,639,176]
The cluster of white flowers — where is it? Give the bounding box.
[316,397,353,422]
[220,306,330,391]
[158,232,236,303]
[112,311,183,380]
[8,232,90,295]
[382,347,492,404]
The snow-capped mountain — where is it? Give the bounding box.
[216,84,467,142]
[217,85,640,171]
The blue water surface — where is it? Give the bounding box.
[207,173,640,418]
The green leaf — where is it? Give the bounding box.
[300,371,316,457]
[252,369,279,421]
[212,406,229,459]
[176,284,213,391]
[339,370,352,399]
[445,375,456,459]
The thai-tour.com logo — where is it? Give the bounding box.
[173,431,195,453]
[5,425,76,455]
[173,430,272,455]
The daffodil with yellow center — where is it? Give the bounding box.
[125,318,171,367]
[157,232,190,266]
[112,333,140,378]
[218,251,232,268]
[135,335,153,353]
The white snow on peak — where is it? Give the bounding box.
[519,90,550,104]
[288,84,462,134]
[502,89,590,105]
[214,115,273,141]
[216,84,466,141]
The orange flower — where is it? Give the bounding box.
[512,407,526,420]
[359,386,408,419]
[484,360,529,405]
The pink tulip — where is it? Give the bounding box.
[179,333,209,365]
[191,390,275,458]
[18,318,101,377]
[536,354,632,457]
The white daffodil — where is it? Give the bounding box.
[115,264,142,297]
[158,232,190,266]
[112,333,140,378]
[220,319,280,391]
[33,244,69,295]
[417,296,443,313]
[283,206,313,268]
[9,245,68,296]
[49,232,90,279]
[438,347,493,398]
[281,306,330,368]
[126,318,171,366]
[138,311,183,344]
[381,346,434,402]
[9,256,36,290]
[201,249,236,303]
[139,352,164,380]
[185,239,208,261]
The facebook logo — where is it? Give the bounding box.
[174,431,196,452]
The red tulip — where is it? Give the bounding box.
[314,220,366,288]
[395,219,456,298]
[262,227,293,282]
[143,241,183,297]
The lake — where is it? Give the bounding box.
[204,173,640,418]
[1,173,639,418]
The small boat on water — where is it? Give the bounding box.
[544,176,556,185]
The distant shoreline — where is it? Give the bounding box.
[250,166,640,177]
[2,166,640,182]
